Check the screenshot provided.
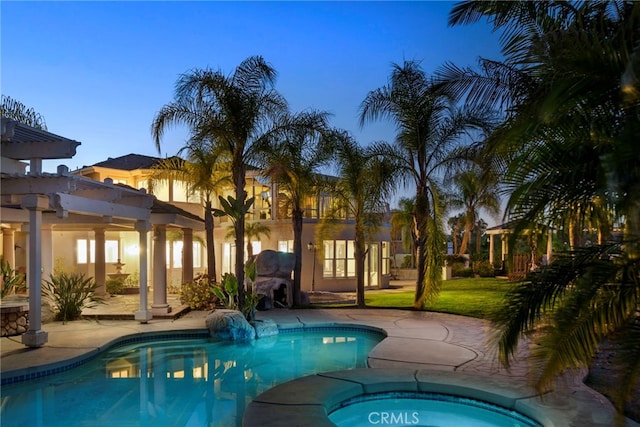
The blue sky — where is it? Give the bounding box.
[2,1,502,201]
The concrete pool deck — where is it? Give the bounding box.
[1,307,638,426]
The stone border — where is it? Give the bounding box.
[1,303,29,337]
[244,368,618,427]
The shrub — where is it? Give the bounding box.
[473,260,495,278]
[0,257,24,299]
[401,255,413,268]
[211,262,263,321]
[180,274,216,310]
[212,273,238,310]
[124,271,139,287]
[106,278,125,295]
[452,264,473,278]
[42,272,104,323]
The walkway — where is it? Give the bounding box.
[1,307,637,426]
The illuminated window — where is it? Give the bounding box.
[77,239,118,264]
[382,241,391,275]
[278,240,294,253]
[193,241,202,268]
[322,240,356,278]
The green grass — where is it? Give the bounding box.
[319,277,515,320]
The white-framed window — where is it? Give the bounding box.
[193,241,202,268]
[322,240,356,278]
[381,241,391,275]
[77,239,118,264]
[278,240,294,253]
[166,241,202,268]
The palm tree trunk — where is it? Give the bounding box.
[233,156,246,311]
[291,207,304,307]
[459,221,472,255]
[204,200,217,283]
[413,192,431,309]
[355,223,367,308]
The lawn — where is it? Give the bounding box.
[362,277,516,319]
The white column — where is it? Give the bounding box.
[152,225,170,315]
[182,228,194,284]
[135,220,153,323]
[488,234,495,266]
[21,195,49,348]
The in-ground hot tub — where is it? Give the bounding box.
[243,368,596,426]
[329,391,541,426]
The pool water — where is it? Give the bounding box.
[329,392,541,427]
[1,328,382,427]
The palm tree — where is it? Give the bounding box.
[320,133,398,307]
[152,56,288,308]
[447,214,463,256]
[390,197,417,268]
[252,110,334,306]
[448,167,500,255]
[361,60,497,309]
[1,95,47,130]
[149,139,231,282]
[446,1,640,418]
[225,221,271,261]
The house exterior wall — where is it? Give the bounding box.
[74,157,393,293]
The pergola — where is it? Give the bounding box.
[485,221,553,273]
[1,118,204,347]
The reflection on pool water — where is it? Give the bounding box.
[329,392,542,427]
[1,328,383,427]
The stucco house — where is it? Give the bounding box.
[74,153,394,293]
[1,116,393,346]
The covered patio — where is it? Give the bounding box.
[1,118,203,347]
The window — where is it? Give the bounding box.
[278,240,294,253]
[166,241,202,269]
[322,240,356,278]
[151,179,170,201]
[381,241,391,275]
[77,239,118,264]
[167,241,183,268]
[193,242,202,268]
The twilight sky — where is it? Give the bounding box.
[2,1,502,202]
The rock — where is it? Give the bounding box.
[251,319,279,338]
[205,309,255,341]
[255,278,291,310]
[254,250,295,278]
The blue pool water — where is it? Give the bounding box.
[329,392,542,427]
[1,328,383,427]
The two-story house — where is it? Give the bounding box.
[74,153,394,293]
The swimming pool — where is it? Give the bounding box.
[0,327,384,427]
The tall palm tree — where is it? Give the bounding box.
[149,139,231,282]
[448,167,500,255]
[0,95,47,130]
[446,1,640,418]
[152,56,288,308]
[320,133,398,307]
[252,110,334,306]
[361,60,497,308]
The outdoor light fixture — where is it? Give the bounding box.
[307,242,316,291]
